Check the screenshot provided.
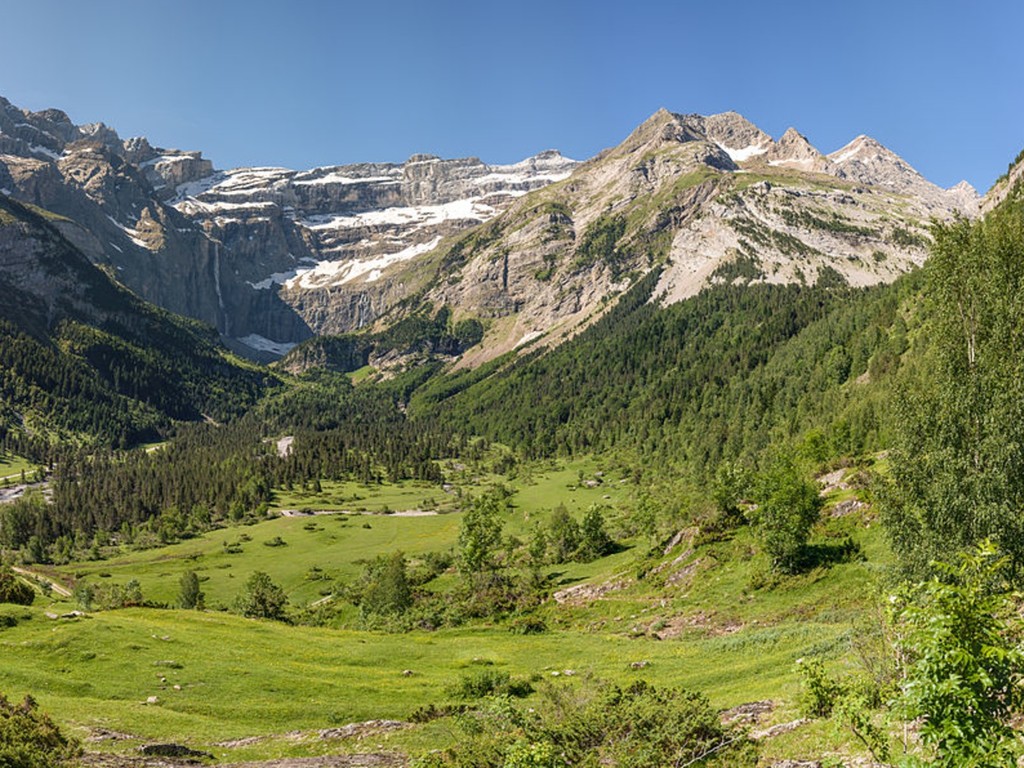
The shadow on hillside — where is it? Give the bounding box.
[797,536,862,572]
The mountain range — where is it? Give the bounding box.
[0,96,984,367]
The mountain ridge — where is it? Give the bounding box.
[0,96,984,367]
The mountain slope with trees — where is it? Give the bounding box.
[0,193,275,452]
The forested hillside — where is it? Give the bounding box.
[409,269,915,479]
[0,195,275,452]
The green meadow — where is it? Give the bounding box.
[0,452,36,483]
[0,460,887,761]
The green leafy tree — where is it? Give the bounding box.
[458,494,504,575]
[73,582,95,611]
[751,454,822,573]
[881,200,1024,576]
[712,460,750,526]
[235,571,288,621]
[359,551,413,618]
[578,506,613,561]
[546,504,579,564]
[178,570,203,609]
[893,541,1024,766]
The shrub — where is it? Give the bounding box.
[417,678,755,767]
[508,615,548,635]
[893,541,1024,766]
[0,567,33,606]
[796,657,843,718]
[0,692,81,768]
[447,670,533,700]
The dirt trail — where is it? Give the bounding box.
[11,565,73,597]
[278,509,437,518]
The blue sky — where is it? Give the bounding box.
[1,0,1021,191]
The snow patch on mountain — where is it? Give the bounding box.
[303,199,495,233]
[717,142,770,162]
[105,214,151,250]
[285,236,443,289]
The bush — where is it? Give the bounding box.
[796,657,843,718]
[508,615,548,635]
[418,678,755,767]
[0,692,81,768]
[447,670,533,700]
[893,541,1024,766]
[0,567,34,606]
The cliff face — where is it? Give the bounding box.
[0,96,576,358]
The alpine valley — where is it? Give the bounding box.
[2,91,1024,768]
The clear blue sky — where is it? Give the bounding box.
[1,0,1021,191]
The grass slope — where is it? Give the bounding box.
[0,463,887,762]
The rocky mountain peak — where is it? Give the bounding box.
[762,127,830,172]
[703,112,773,162]
[618,109,706,155]
[828,134,978,215]
[610,110,737,176]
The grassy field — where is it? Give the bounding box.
[0,602,847,759]
[0,460,889,762]
[0,452,35,482]
[51,458,636,610]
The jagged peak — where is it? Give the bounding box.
[778,127,818,149]
[948,179,978,196]
[828,134,897,166]
[618,109,706,153]
[703,111,772,162]
[762,127,827,171]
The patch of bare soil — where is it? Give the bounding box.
[224,756,405,768]
[82,756,405,768]
[214,721,409,749]
[649,611,744,640]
